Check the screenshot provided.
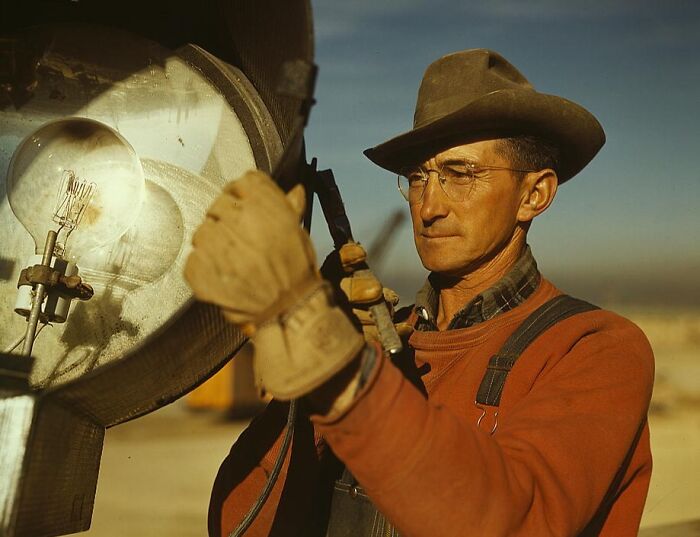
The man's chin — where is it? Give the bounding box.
[419,256,472,278]
[416,238,477,276]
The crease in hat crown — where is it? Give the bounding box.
[415,49,534,128]
[365,48,606,183]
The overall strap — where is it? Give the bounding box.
[476,295,599,407]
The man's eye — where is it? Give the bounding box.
[443,166,476,183]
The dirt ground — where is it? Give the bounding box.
[84,403,247,537]
[634,309,700,533]
[83,309,700,536]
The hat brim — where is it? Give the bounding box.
[364,89,605,183]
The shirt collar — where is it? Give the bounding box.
[414,245,540,331]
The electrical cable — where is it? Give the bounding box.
[3,321,49,353]
[228,398,297,537]
[227,100,309,537]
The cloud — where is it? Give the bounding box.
[312,0,427,40]
[463,0,695,21]
[616,18,700,49]
[313,0,700,42]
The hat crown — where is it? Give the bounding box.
[415,49,534,128]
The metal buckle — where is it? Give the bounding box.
[475,403,498,435]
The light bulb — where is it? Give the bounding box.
[6,117,145,263]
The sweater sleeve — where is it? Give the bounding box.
[312,315,655,537]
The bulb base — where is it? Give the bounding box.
[15,256,78,323]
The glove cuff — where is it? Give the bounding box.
[254,282,366,400]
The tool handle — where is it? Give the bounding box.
[313,167,354,248]
[312,166,402,356]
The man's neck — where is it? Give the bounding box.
[435,238,525,331]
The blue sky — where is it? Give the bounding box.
[303,0,700,306]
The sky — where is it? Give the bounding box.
[302,0,700,307]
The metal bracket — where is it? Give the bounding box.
[17,264,94,301]
[277,58,318,125]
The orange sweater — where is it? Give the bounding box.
[210,278,654,537]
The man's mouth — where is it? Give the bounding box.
[420,232,456,239]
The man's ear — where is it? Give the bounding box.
[517,169,558,223]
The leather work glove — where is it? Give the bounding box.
[184,170,365,400]
[321,241,414,345]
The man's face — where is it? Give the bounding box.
[408,139,525,277]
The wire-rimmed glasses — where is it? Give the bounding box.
[397,160,536,204]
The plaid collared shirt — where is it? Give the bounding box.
[413,246,541,331]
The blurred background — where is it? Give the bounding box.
[84,0,699,535]
[304,0,700,308]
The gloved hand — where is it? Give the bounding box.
[321,242,414,345]
[184,170,365,400]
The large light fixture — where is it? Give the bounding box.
[0,2,315,534]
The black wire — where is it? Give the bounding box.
[229,107,309,537]
[228,399,298,537]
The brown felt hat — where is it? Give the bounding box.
[364,49,605,183]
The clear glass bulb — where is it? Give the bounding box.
[6,117,145,263]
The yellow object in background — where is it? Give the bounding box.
[187,342,266,416]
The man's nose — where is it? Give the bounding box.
[419,172,450,223]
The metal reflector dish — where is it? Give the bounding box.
[0,24,283,425]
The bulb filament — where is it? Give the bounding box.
[53,169,96,230]
[51,170,96,258]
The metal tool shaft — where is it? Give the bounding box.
[21,230,57,357]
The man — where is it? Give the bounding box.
[185,49,654,536]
